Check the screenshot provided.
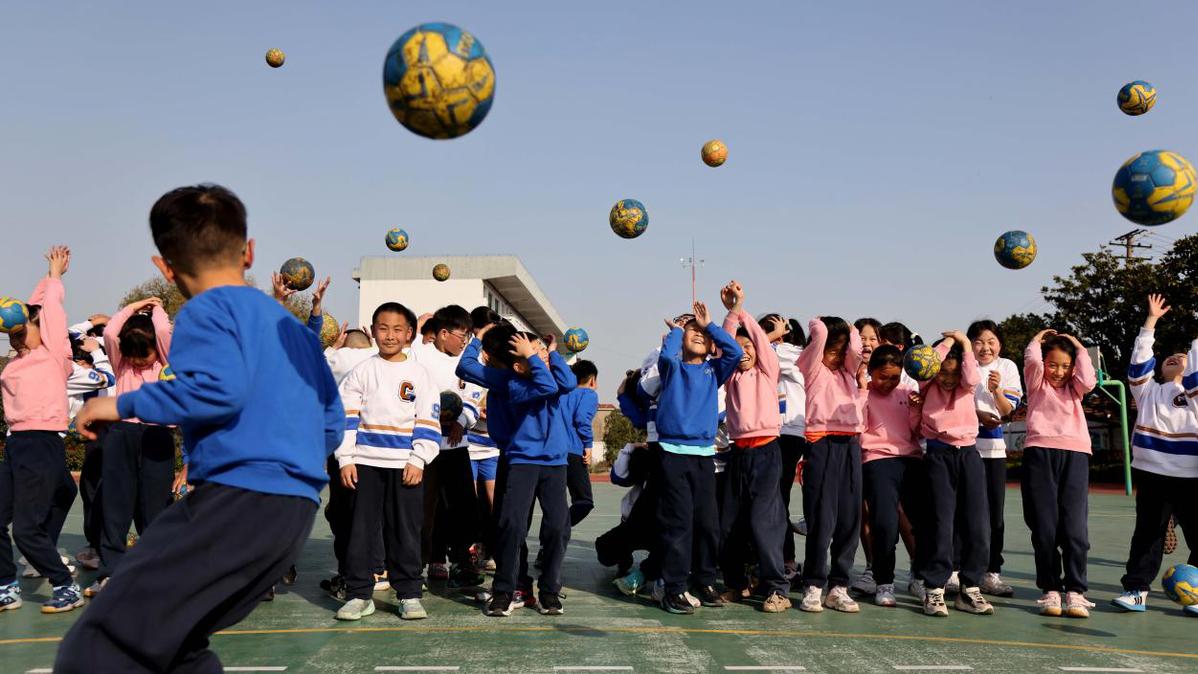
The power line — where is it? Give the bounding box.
[1107,229,1152,264]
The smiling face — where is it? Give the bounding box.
[682,321,713,360]
[822,336,847,371]
[735,335,757,371]
[859,325,879,359]
[936,357,961,391]
[1163,352,1188,381]
[870,363,903,395]
[371,310,413,358]
[1044,347,1075,388]
[972,329,1001,366]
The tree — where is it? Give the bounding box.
[602,411,645,464]
[120,275,311,322]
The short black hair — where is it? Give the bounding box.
[757,313,807,347]
[735,326,751,340]
[820,316,850,351]
[868,344,904,373]
[936,337,965,365]
[571,359,598,384]
[70,339,94,365]
[149,184,247,275]
[118,313,158,360]
[854,317,883,336]
[880,322,915,351]
[967,319,1003,346]
[471,306,501,330]
[371,301,416,330]
[1043,334,1078,361]
[482,323,518,369]
[433,305,471,334]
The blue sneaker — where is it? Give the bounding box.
[41,583,85,614]
[0,581,21,612]
[1184,604,1198,617]
[1111,590,1147,612]
[613,568,645,596]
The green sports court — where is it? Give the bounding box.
[2,483,1195,673]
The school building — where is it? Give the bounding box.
[352,254,570,350]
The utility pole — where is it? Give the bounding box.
[680,239,705,307]
[1108,229,1152,264]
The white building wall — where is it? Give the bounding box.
[356,278,536,331]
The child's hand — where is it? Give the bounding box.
[856,362,869,390]
[310,277,331,315]
[693,301,711,329]
[88,313,110,326]
[172,465,189,495]
[475,321,495,339]
[75,397,120,440]
[1033,328,1057,344]
[46,246,70,278]
[1145,293,1171,329]
[271,272,296,302]
[510,332,537,358]
[765,315,789,341]
[987,370,1001,394]
[80,338,100,353]
[543,333,557,353]
[332,321,350,349]
[1059,333,1085,350]
[340,464,358,490]
[583,447,592,465]
[720,281,743,312]
[402,463,424,486]
[941,330,968,346]
[977,410,1001,429]
[908,391,923,408]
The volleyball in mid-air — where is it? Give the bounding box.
[432,263,452,282]
[385,227,409,252]
[609,199,648,239]
[279,257,316,291]
[994,230,1037,270]
[1112,150,1196,226]
[701,139,728,167]
[564,327,590,353]
[265,49,286,68]
[382,23,496,139]
[1117,80,1156,116]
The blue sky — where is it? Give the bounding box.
[2,1,1196,401]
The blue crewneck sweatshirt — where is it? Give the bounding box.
[562,387,599,456]
[654,324,742,449]
[117,285,344,503]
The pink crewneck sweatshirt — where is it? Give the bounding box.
[722,308,781,440]
[1023,339,1097,454]
[104,303,172,423]
[1,278,73,432]
[799,319,864,437]
[861,381,921,462]
[919,341,981,447]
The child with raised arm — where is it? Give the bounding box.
[1021,328,1097,618]
[59,184,344,672]
[916,331,993,617]
[797,315,864,613]
[652,301,742,614]
[0,246,84,614]
[1114,294,1198,614]
[718,281,790,612]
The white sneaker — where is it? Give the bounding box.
[924,587,949,616]
[823,586,860,613]
[954,586,994,615]
[980,572,1014,597]
[683,591,701,608]
[1111,590,1147,612]
[875,584,897,607]
[400,597,428,620]
[335,598,376,621]
[799,585,824,613]
[1037,591,1062,617]
[851,567,876,595]
[945,571,960,594]
[1065,592,1095,619]
[907,573,926,602]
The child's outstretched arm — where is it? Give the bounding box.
[1023,329,1053,392]
[798,318,827,380]
[1129,295,1167,403]
[700,300,743,384]
[546,335,578,393]
[947,331,979,389]
[844,325,864,376]
[1063,334,1097,395]
[720,281,779,380]
[35,247,72,370]
[456,331,509,390]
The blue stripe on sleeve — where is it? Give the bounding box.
[1129,358,1156,380]
[1133,432,1198,456]
[413,426,442,443]
[345,417,360,431]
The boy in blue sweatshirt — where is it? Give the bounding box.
[652,301,742,614]
[456,322,576,616]
[562,360,599,526]
[58,184,344,673]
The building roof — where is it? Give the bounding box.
[352,255,569,338]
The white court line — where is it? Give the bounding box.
[374,668,461,672]
[225,669,288,672]
[725,667,807,671]
[554,669,634,672]
[1059,669,1144,673]
[894,668,973,672]
[26,669,52,674]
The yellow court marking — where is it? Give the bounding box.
[4,624,1197,661]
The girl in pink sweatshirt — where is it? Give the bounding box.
[90,297,174,594]
[860,345,925,608]
[0,246,85,613]
[915,331,994,617]
[717,281,789,613]
[796,315,864,613]
[1021,329,1097,619]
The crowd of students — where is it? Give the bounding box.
[0,185,1195,671]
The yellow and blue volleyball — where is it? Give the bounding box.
[1117,80,1156,116]
[385,227,409,252]
[1162,563,1198,606]
[1112,150,1196,226]
[0,296,29,334]
[701,139,728,167]
[564,327,590,353]
[382,23,496,140]
[903,344,942,382]
[994,230,1037,270]
[609,199,649,239]
[320,313,339,349]
[265,48,286,68]
[279,257,315,291]
[432,263,451,282]
[158,365,176,382]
